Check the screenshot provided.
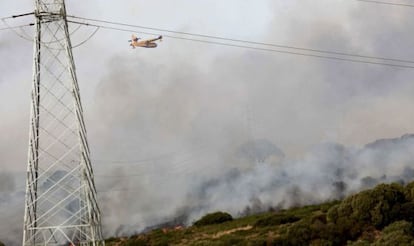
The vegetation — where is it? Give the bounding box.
[193,211,233,226]
[254,213,300,227]
[105,181,414,245]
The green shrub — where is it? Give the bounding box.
[322,183,408,243]
[311,213,327,224]
[119,235,151,246]
[254,213,300,227]
[215,235,244,245]
[335,183,406,230]
[124,239,148,246]
[105,237,118,242]
[382,220,413,235]
[319,200,341,213]
[372,231,414,246]
[404,181,414,201]
[359,225,378,243]
[309,239,334,246]
[283,222,312,245]
[326,204,339,223]
[347,240,371,246]
[151,236,169,246]
[399,202,414,222]
[194,211,233,226]
[246,238,267,246]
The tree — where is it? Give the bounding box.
[372,221,414,245]
[335,183,405,229]
[193,211,233,226]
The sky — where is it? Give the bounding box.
[1,0,414,244]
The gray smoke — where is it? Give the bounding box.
[97,134,414,237]
[0,173,24,246]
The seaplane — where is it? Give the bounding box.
[128,34,162,48]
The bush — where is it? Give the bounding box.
[105,237,118,243]
[283,222,312,245]
[322,183,408,243]
[193,211,233,226]
[124,239,148,246]
[326,205,339,223]
[335,183,406,229]
[404,181,414,201]
[246,238,267,246]
[121,235,151,246]
[399,202,414,222]
[347,240,371,246]
[381,220,413,235]
[215,235,244,245]
[310,239,334,246]
[255,213,300,227]
[372,231,414,246]
[319,200,341,213]
[311,213,327,224]
[359,225,378,243]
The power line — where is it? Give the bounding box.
[72,26,100,48]
[0,12,34,20]
[3,14,414,68]
[356,0,414,7]
[0,23,33,31]
[67,15,414,65]
[67,20,414,69]
[1,19,99,48]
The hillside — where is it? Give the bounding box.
[104,181,414,245]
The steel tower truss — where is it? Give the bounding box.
[23,0,104,245]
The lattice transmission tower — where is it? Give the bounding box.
[22,0,104,245]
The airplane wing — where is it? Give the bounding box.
[146,35,163,43]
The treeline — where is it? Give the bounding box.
[273,182,414,245]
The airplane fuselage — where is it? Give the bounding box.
[130,41,158,48]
